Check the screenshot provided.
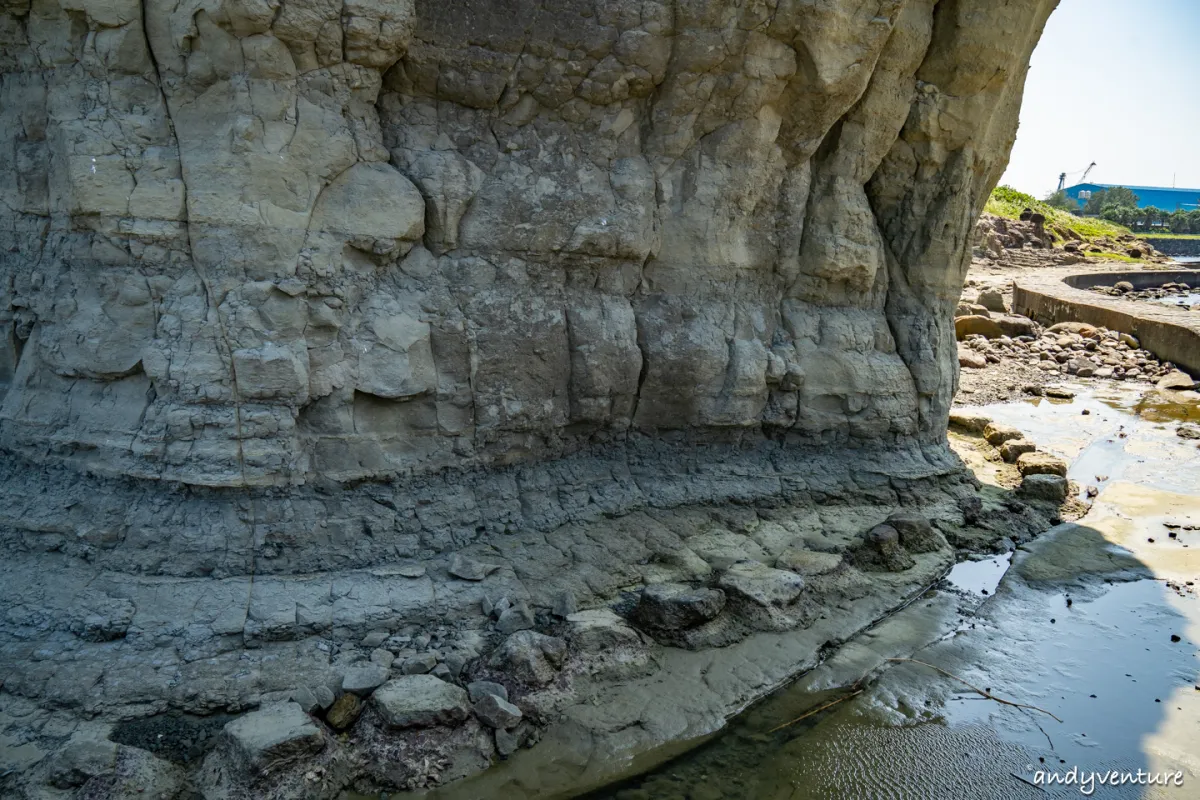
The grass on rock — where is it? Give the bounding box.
[985,186,1130,241]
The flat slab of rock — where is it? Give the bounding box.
[983,422,1024,446]
[999,438,1036,464]
[955,315,1004,340]
[1020,474,1069,502]
[467,681,508,703]
[718,561,805,608]
[342,663,390,695]
[1159,371,1198,391]
[774,548,843,576]
[372,676,470,729]
[223,703,322,771]
[448,553,501,581]
[948,410,992,433]
[632,583,726,631]
[1017,451,1069,477]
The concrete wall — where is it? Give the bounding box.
[1014,270,1200,375]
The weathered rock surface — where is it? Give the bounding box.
[372,675,470,729]
[632,583,727,632]
[0,0,1058,795]
[222,702,324,772]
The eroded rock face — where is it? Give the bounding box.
[0,0,1054,489]
[0,0,1057,795]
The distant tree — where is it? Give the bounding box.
[1168,210,1194,234]
[1083,188,1108,215]
[1101,186,1140,211]
[1138,206,1165,229]
[1044,189,1079,211]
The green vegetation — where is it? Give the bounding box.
[1140,233,1200,240]
[984,186,1130,240]
[1086,251,1144,263]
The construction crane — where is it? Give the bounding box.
[1057,162,1097,192]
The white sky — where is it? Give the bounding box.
[1000,0,1200,197]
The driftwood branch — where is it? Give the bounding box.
[887,657,1063,723]
[768,686,864,733]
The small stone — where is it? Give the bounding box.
[313,685,336,710]
[370,648,396,668]
[223,703,323,772]
[948,410,991,433]
[495,728,520,757]
[1119,333,1139,349]
[983,422,1024,446]
[361,630,390,648]
[290,687,319,714]
[1017,451,1069,478]
[1044,386,1076,399]
[999,438,1036,464]
[853,524,915,572]
[1158,371,1198,391]
[395,564,427,578]
[444,653,468,677]
[449,553,501,581]
[1114,281,1134,293]
[324,692,363,730]
[400,653,439,675]
[958,346,987,369]
[1019,474,1069,503]
[372,676,471,729]
[993,314,1036,338]
[488,631,567,686]
[342,663,390,695]
[467,681,509,703]
[1171,634,1182,643]
[495,601,536,635]
[1177,424,1200,441]
[551,589,578,619]
[955,315,1004,340]
[473,693,524,729]
[886,513,946,554]
[632,583,727,631]
[977,289,1008,313]
[431,664,452,681]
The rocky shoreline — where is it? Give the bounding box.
[0,446,1076,800]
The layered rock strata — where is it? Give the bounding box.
[0,0,1058,796]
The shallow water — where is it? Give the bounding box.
[587,384,1200,800]
[1149,292,1200,307]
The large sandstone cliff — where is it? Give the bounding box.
[0,0,1058,796]
[2,0,1053,487]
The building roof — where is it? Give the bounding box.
[1067,182,1200,195]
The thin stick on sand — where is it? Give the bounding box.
[887,657,1063,723]
[768,686,864,733]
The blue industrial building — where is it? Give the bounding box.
[1064,183,1200,212]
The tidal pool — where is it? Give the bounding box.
[585,384,1200,800]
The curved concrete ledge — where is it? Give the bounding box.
[1013,269,1200,375]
